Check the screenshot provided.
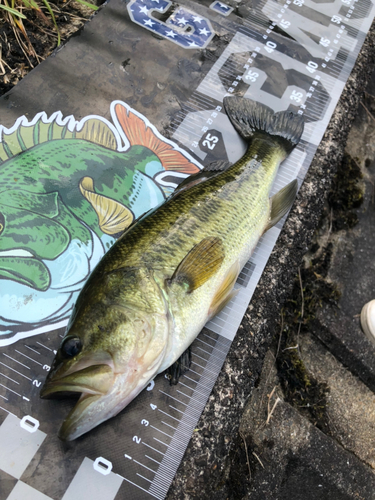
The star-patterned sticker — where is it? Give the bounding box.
[188,40,198,47]
[165,30,177,38]
[219,2,230,8]
[144,18,155,26]
[139,5,148,14]
[193,16,203,23]
[177,17,188,25]
[199,27,210,36]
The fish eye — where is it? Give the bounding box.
[61,336,82,358]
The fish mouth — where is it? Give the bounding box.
[40,363,117,441]
[40,364,115,398]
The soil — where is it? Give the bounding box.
[0,0,103,95]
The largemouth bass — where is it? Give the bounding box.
[40,97,304,440]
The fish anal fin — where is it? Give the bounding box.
[208,260,240,319]
[264,179,298,233]
[167,347,192,385]
[114,103,200,174]
[79,176,134,235]
[169,237,224,293]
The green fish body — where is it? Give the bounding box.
[41,97,304,440]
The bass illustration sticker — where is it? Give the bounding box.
[0,101,201,346]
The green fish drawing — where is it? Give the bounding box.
[0,101,200,344]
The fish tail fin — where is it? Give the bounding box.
[114,103,200,174]
[223,97,304,153]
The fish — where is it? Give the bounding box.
[40,97,304,441]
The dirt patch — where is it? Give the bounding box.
[0,0,102,95]
[274,152,364,433]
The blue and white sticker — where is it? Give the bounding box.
[127,0,215,48]
[210,1,234,17]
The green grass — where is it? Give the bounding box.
[0,0,98,49]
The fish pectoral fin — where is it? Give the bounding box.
[264,179,298,233]
[167,347,192,385]
[169,237,225,293]
[79,176,134,235]
[208,260,240,319]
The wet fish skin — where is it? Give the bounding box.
[40,97,304,440]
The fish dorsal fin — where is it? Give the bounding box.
[76,119,117,150]
[208,260,240,319]
[79,177,134,235]
[264,179,298,233]
[114,103,200,174]
[0,115,117,163]
[173,160,231,195]
[169,237,225,293]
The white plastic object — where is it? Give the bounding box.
[360,299,375,347]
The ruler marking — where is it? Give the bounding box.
[145,455,176,474]
[187,367,204,377]
[0,383,21,397]
[183,373,216,390]
[192,352,221,367]
[0,405,17,417]
[153,438,184,455]
[142,442,166,456]
[161,420,177,431]
[169,405,184,415]
[158,409,181,422]
[36,341,53,352]
[176,389,192,399]
[3,353,30,370]
[24,345,40,355]
[0,371,19,385]
[0,394,8,401]
[177,381,195,392]
[191,360,216,374]
[145,455,161,465]
[136,473,153,483]
[179,380,209,398]
[115,473,161,499]
[159,391,188,406]
[195,345,227,361]
[168,405,197,424]
[15,350,43,367]
[199,336,228,354]
[150,425,173,439]
[0,362,32,381]
[133,459,157,474]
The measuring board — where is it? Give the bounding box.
[0,0,374,498]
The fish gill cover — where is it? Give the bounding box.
[0,101,201,346]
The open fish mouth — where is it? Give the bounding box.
[40,364,116,441]
[40,364,115,398]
